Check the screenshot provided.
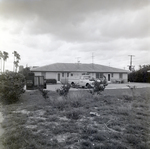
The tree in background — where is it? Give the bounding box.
[2,51,9,73]
[0,51,3,73]
[14,60,19,72]
[128,65,150,83]
[13,51,21,72]
[19,67,31,79]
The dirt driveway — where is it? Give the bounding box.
[45,82,150,91]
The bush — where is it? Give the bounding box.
[89,77,108,95]
[56,83,71,96]
[0,71,25,104]
[128,65,150,83]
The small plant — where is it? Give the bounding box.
[89,76,108,95]
[56,83,71,96]
[127,85,136,100]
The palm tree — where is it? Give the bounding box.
[13,51,21,72]
[0,51,3,73]
[16,53,20,62]
[16,53,20,72]
[14,60,19,72]
[12,51,17,72]
[3,51,9,72]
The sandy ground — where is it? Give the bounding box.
[44,82,150,91]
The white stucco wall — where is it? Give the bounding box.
[46,72,57,79]
[68,72,96,79]
[34,72,42,76]
[111,73,128,83]
[33,71,128,83]
[112,73,119,80]
[123,73,128,82]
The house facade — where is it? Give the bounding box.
[31,63,129,83]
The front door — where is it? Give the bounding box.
[58,73,60,81]
[108,74,110,82]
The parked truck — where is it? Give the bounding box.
[68,75,94,88]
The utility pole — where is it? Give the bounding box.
[128,55,135,71]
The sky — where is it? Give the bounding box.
[0,0,149,71]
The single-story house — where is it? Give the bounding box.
[31,63,129,83]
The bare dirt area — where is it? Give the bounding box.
[0,87,150,149]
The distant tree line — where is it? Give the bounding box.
[128,65,150,83]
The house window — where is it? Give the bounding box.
[111,73,113,77]
[71,73,73,76]
[67,72,69,77]
[100,73,103,78]
[62,73,64,77]
[96,73,103,78]
[119,73,123,79]
[96,73,99,79]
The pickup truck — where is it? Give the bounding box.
[68,75,94,88]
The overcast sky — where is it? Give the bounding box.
[0,0,149,71]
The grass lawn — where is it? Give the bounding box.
[0,87,150,149]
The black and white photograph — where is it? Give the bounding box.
[0,0,150,148]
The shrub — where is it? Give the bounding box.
[56,83,71,96]
[0,71,25,104]
[89,77,108,95]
